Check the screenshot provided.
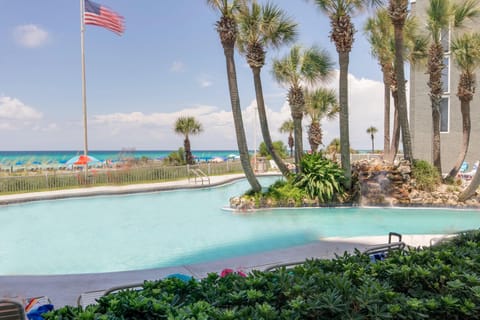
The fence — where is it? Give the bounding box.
[0,161,244,195]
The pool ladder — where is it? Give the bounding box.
[189,168,210,185]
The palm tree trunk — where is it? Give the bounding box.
[371,134,375,153]
[382,70,391,156]
[432,102,442,173]
[339,51,351,189]
[288,134,294,158]
[389,97,400,162]
[447,101,471,178]
[252,68,290,176]
[184,137,193,165]
[292,112,303,173]
[458,162,480,202]
[393,23,413,162]
[223,46,261,191]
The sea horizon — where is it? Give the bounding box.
[0,149,242,166]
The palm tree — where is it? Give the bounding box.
[207,0,261,192]
[304,88,339,153]
[237,1,297,177]
[279,119,294,158]
[387,0,414,163]
[364,10,394,158]
[310,0,369,189]
[366,126,378,153]
[365,9,428,161]
[174,116,203,165]
[327,138,341,162]
[447,33,480,180]
[425,0,480,174]
[271,45,334,173]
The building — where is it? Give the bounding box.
[409,0,480,173]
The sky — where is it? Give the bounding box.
[0,0,393,151]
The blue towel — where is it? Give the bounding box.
[27,304,54,320]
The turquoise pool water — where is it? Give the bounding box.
[0,176,479,275]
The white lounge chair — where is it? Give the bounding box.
[0,298,25,320]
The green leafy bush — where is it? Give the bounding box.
[294,153,346,202]
[412,159,441,192]
[45,230,480,320]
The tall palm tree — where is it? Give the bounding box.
[447,33,480,179]
[237,1,297,177]
[206,0,261,192]
[304,88,339,153]
[365,9,428,161]
[174,116,203,165]
[310,0,367,189]
[387,0,413,163]
[279,119,294,158]
[271,45,334,173]
[366,126,378,153]
[365,10,395,158]
[425,0,480,174]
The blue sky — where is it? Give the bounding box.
[0,0,389,151]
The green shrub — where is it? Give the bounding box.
[412,159,441,192]
[45,230,480,320]
[294,153,346,202]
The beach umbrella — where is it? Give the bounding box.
[66,155,101,166]
[211,157,224,163]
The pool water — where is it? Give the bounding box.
[0,176,479,275]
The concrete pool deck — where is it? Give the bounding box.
[0,173,450,307]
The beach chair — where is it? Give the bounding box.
[0,298,25,320]
[77,282,144,309]
[363,232,405,262]
[459,160,479,181]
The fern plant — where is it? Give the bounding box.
[294,153,346,203]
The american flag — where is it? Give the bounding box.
[84,0,124,35]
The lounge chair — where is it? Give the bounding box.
[363,232,405,262]
[0,298,26,320]
[459,160,479,181]
[77,282,144,309]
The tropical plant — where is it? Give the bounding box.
[412,159,441,192]
[446,33,480,180]
[279,119,294,158]
[304,88,339,153]
[294,153,346,202]
[164,147,186,166]
[366,126,378,153]
[258,141,288,159]
[174,116,203,165]
[271,45,334,173]
[207,0,261,192]
[237,0,297,177]
[424,0,480,174]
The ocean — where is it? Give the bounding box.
[0,150,241,167]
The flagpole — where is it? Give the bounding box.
[80,0,89,179]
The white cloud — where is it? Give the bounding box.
[84,71,386,150]
[0,96,43,121]
[170,61,186,72]
[13,24,49,48]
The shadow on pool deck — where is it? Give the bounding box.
[0,234,442,308]
[0,238,377,307]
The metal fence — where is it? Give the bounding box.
[0,161,244,195]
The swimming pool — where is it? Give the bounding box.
[0,176,479,275]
